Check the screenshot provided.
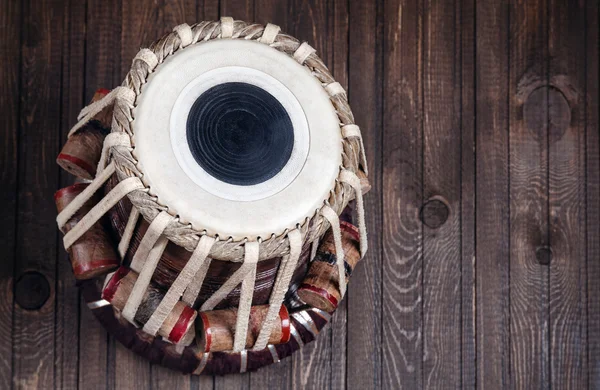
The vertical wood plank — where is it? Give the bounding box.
[198,0,219,23]
[220,0,252,21]
[421,0,462,387]
[57,0,87,388]
[508,0,550,388]
[548,0,587,387]
[459,0,477,386]
[287,1,333,388]
[0,0,21,387]
[347,0,383,389]
[381,0,423,387]
[475,0,511,388]
[249,2,293,390]
[13,0,64,388]
[586,0,600,387]
[80,1,123,388]
[255,0,287,26]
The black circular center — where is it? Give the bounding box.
[186,82,294,186]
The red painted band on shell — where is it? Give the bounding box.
[200,312,212,352]
[340,221,360,242]
[54,182,89,202]
[169,306,196,343]
[96,88,110,96]
[73,259,121,279]
[56,153,97,178]
[279,305,291,344]
[102,266,130,302]
[55,183,120,280]
[297,283,338,309]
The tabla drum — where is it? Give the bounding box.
[55,17,369,375]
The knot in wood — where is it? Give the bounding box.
[536,246,553,266]
[420,198,449,229]
[523,86,571,142]
[15,271,51,310]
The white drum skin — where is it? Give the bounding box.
[132,39,342,240]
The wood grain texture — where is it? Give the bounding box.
[347,0,383,389]
[56,0,86,389]
[0,0,21,387]
[79,1,123,388]
[475,0,511,388]
[3,0,599,388]
[548,0,587,387]
[422,0,462,387]
[382,0,424,387]
[586,0,600,387]
[13,0,64,388]
[459,0,476,386]
[508,0,550,388]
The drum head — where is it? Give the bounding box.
[132,39,342,240]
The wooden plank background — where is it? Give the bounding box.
[0,0,598,388]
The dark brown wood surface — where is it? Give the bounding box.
[0,0,598,388]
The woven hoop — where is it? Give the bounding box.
[103,19,366,262]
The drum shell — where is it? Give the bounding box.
[104,176,312,310]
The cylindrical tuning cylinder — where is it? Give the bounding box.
[55,183,120,280]
[297,221,362,312]
[102,266,197,345]
[196,304,291,352]
[57,89,111,180]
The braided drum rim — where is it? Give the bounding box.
[109,19,366,262]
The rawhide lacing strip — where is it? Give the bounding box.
[73,19,366,264]
[220,17,234,38]
[293,42,315,64]
[122,212,172,323]
[96,132,131,175]
[143,235,215,335]
[173,24,193,47]
[133,48,158,71]
[200,254,257,311]
[63,177,144,249]
[68,87,135,138]
[339,170,368,257]
[182,236,216,305]
[253,229,302,350]
[57,161,116,231]
[320,205,347,297]
[259,23,280,44]
[118,208,140,260]
[233,242,259,351]
[129,211,173,272]
[341,124,368,175]
[325,82,346,96]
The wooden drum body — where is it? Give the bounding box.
[55,17,369,375]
